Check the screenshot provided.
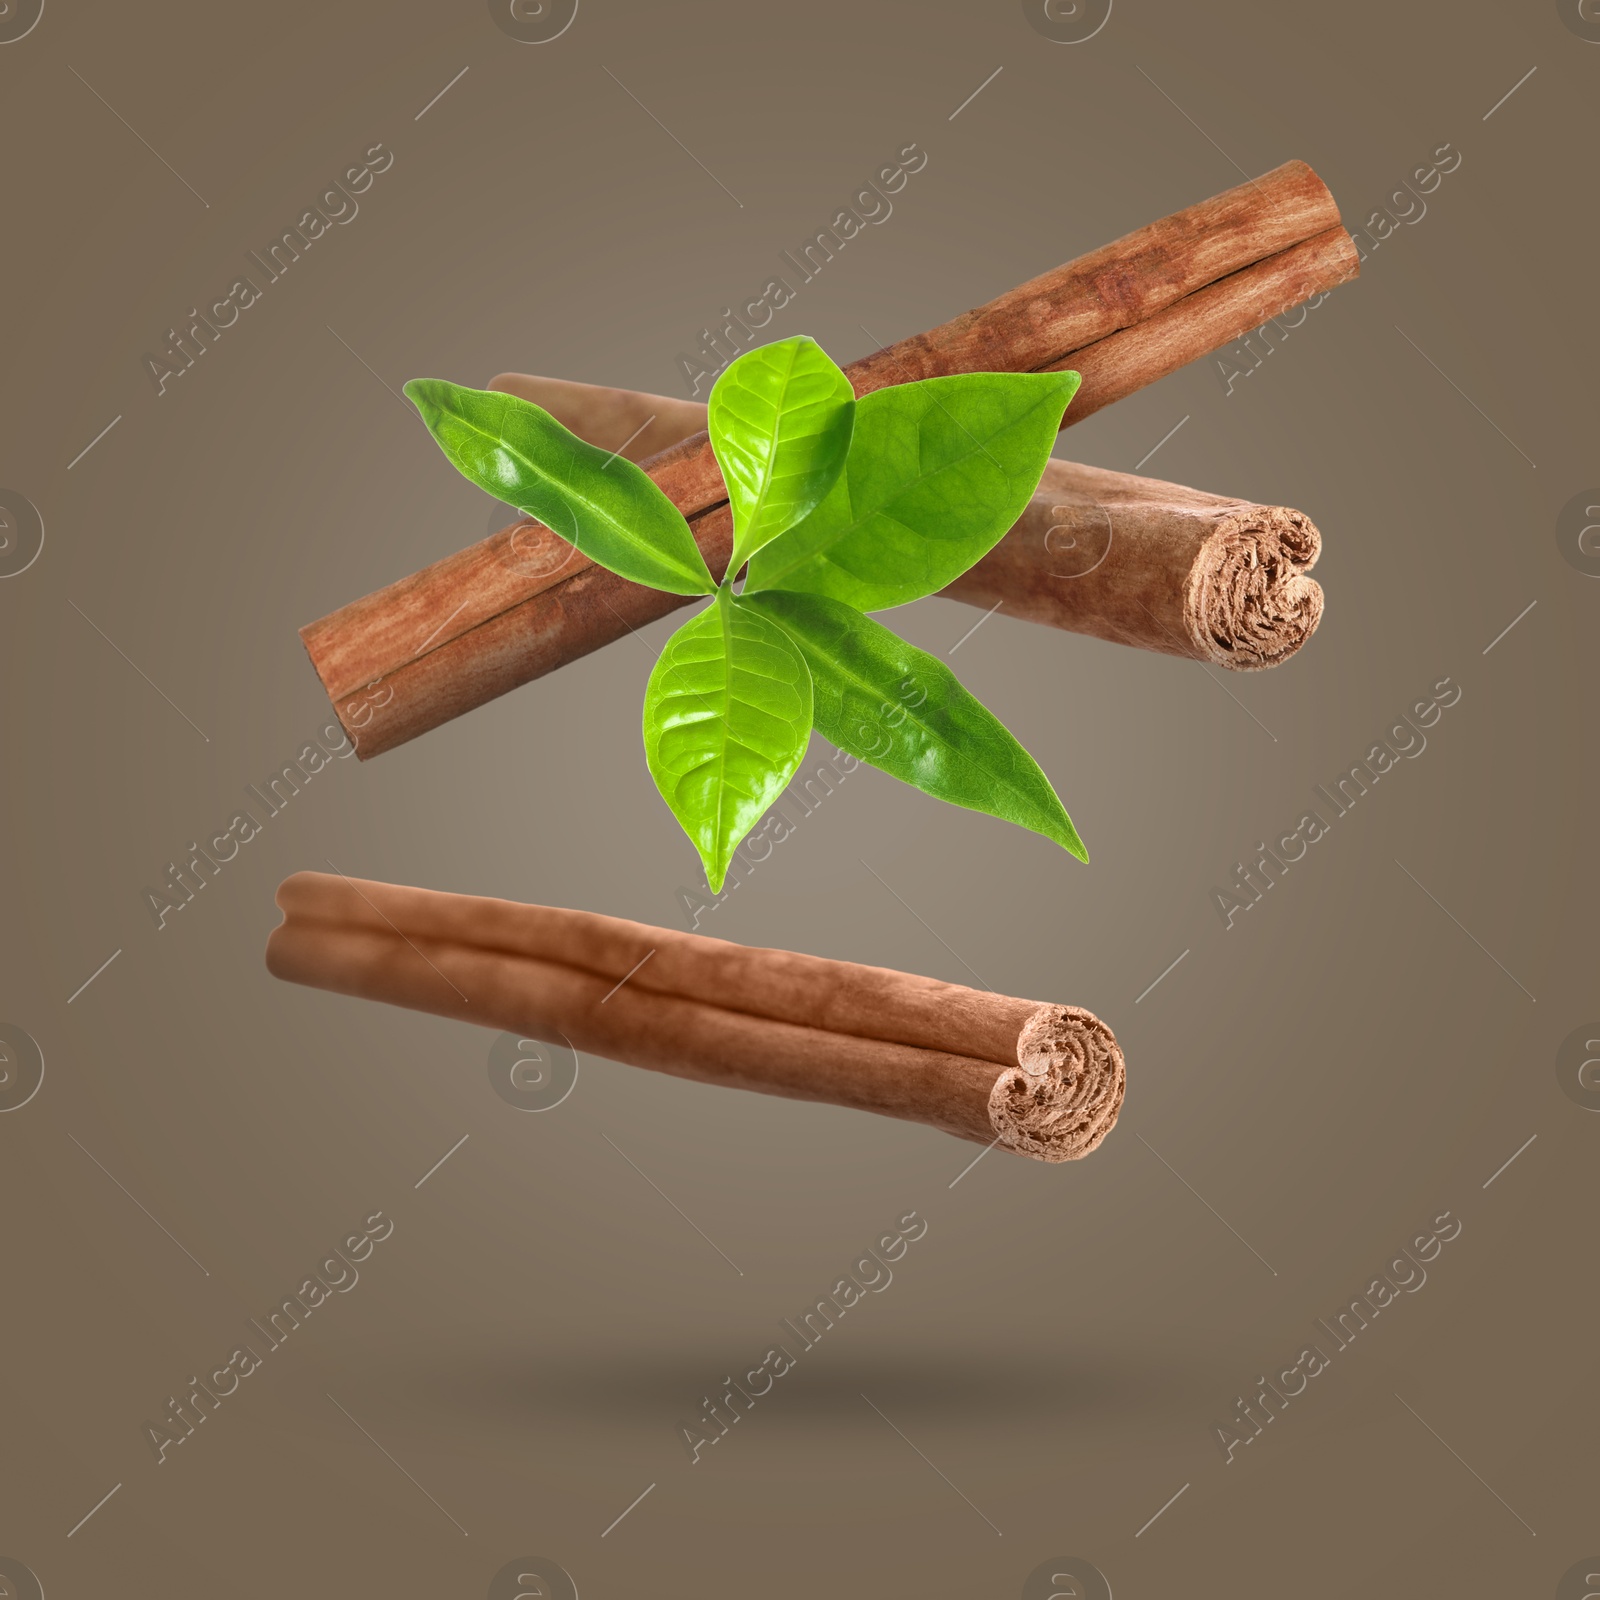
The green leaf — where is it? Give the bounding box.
[643,588,814,891]
[404,378,715,596]
[746,370,1081,609]
[708,336,855,573]
[744,589,1086,862]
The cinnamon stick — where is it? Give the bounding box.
[265,871,1125,1162]
[304,161,1357,757]
[958,459,1323,669]
[492,375,1323,671]
[610,161,1345,520]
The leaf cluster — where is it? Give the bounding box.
[406,337,1084,890]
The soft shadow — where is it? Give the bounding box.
[394,1340,1209,1431]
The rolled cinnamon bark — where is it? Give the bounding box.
[1039,225,1354,424]
[303,161,1356,757]
[956,460,1324,669]
[266,871,1125,1162]
[491,375,1324,671]
[626,161,1345,519]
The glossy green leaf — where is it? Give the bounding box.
[643,588,814,891]
[709,336,855,573]
[404,378,715,596]
[744,589,1086,862]
[746,370,1081,609]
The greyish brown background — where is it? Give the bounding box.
[1,0,1594,1595]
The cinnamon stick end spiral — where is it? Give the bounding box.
[990,1004,1126,1162]
[1184,504,1324,671]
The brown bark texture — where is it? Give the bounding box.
[266,871,1127,1162]
[301,161,1355,756]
